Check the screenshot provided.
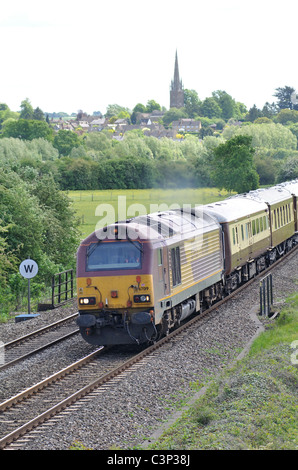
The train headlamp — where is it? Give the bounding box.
[133,295,151,303]
[79,297,96,305]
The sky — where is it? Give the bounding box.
[0,0,297,116]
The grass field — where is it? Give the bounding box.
[66,188,232,239]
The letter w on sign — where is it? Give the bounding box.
[19,259,39,279]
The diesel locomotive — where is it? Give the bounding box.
[76,180,298,346]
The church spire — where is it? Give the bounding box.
[170,50,184,109]
[173,50,180,87]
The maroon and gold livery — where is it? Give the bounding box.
[76,181,298,346]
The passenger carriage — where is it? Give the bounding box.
[247,186,296,260]
[279,179,298,242]
[202,196,271,290]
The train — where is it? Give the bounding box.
[76,180,298,346]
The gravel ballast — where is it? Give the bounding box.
[1,250,297,450]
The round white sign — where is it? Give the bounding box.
[19,259,39,279]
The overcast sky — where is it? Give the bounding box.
[1,0,297,115]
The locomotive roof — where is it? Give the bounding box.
[203,196,268,223]
[82,208,221,245]
[128,208,220,240]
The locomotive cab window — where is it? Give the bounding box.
[86,241,142,271]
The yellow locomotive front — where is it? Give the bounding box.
[76,224,156,345]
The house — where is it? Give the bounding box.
[89,118,107,132]
[172,119,201,134]
[134,111,165,126]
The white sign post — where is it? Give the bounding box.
[19,259,38,315]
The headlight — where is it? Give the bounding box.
[79,297,96,305]
[134,295,151,303]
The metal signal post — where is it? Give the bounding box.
[19,259,39,315]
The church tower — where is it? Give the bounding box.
[170,50,184,109]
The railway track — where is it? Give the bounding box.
[0,246,297,450]
[0,314,79,372]
[0,346,134,449]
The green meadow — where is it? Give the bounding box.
[66,188,232,239]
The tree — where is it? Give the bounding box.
[0,170,80,289]
[236,123,297,150]
[105,104,131,118]
[53,129,81,156]
[277,155,298,182]
[210,135,259,193]
[146,100,161,113]
[133,103,147,114]
[0,224,17,285]
[131,103,147,124]
[212,90,235,120]
[184,89,201,118]
[19,98,34,119]
[162,107,187,126]
[262,102,278,118]
[2,119,53,141]
[0,103,19,129]
[275,108,298,124]
[274,86,298,110]
[199,97,222,119]
[245,104,263,122]
[33,107,45,121]
[31,174,80,267]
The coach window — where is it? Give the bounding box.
[232,227,236,245]
[241,224,244,241]
[252,220,256,236]
[289,204,291,221]
[256,218,260,233]
[273,210,277,230]
[289,204,292,221]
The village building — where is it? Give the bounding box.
[51,51,201,140]
[172,118,202,134]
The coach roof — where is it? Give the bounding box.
[245,186,293,205]
[278,179,298,197]
[203,196,268,223]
